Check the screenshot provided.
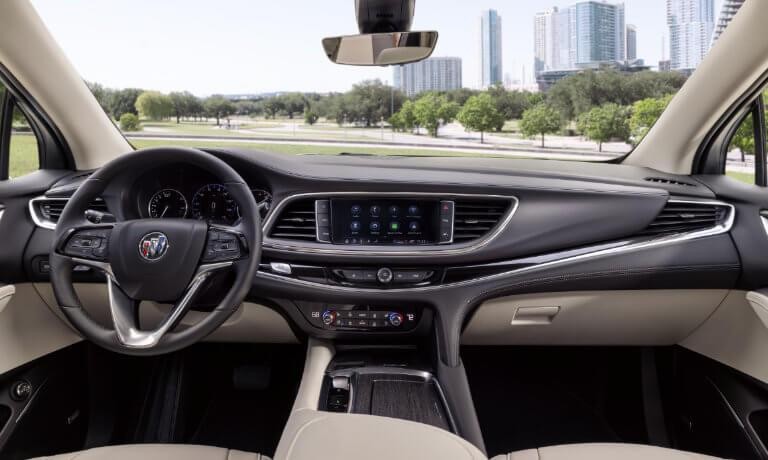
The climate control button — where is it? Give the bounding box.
[377,267,394,284]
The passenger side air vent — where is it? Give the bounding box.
[452,199,513,243]
[268,199,317,241]
[645,177,697,187]
[639,201,730,236]
[30,198,109,230]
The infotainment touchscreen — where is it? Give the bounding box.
[330,199,440,245]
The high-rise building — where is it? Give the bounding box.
[393,57,463,97]
[534,7,574,75]
[667,0,715,72]
[626,24,637,61]
[572,1,625,65]
[534,1,626,78]
[481,9,503,88]
[710,0,746,47]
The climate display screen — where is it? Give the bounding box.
[330,199,440,245]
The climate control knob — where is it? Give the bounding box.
[377,267,394,284]
[322,310,337,326]
[388,312,404,327]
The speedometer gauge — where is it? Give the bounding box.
[148,189,188,218]
[191,184,240,224]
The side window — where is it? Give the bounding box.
[0,82,41,180]
[725,93,767,185]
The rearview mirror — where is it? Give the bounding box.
[322,31,438,66]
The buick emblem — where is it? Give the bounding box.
[139,232,169,261]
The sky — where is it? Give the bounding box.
[29,0,724,96]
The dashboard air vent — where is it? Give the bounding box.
[31,198,109,229]
[639,201,729,236]
[269,199,317,241]
[452,199,513,243]
[645,177,696,187]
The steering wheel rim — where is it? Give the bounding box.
[49,147,262,356]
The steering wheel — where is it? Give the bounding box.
[49,147,261,356]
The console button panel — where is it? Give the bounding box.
[295,302,421,332]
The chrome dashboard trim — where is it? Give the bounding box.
[262,192,520,257]
[257,199,736,293]
[28,196,67,230]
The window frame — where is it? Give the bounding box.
[0,63,74,180]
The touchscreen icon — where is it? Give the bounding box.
[370,205,381,217]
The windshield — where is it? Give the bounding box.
[30,0,736,164]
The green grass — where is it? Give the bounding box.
[9,134,39,178]
[726,170,755,184]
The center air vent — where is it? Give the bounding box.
[268,199,317,241]
[452,199,513,243]
[30,198,110,229]
[639,201,730,236]
[645,177,697,187]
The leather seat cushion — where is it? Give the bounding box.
[31,444,269,460]
[494,443,723,460]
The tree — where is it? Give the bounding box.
[119,113,141,131]
[304,109,319,125]
[457,93,505,143]
[730,113,755,162]
[488,84,534,123]
[109,88,142,120]
[546,69,686,123]
[168,91,198,123]
[520,103,562,148]
[348,80,403,127]
[135,91,172,120]
[281,93,307,119]
[204,95,236,126]
[413,93,457,137]
[579,103,631,152]
[263,98,285,119]
[629,94,673,144]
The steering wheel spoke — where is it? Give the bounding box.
[108,261,233,349]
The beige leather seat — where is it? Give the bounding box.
[493,443,723,460]
[31,444,269,460]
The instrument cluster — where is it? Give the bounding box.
[135,164,271,225]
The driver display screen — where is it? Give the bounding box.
[330,199,439,245]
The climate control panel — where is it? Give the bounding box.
[295,302,422,332]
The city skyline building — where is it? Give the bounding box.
[667,0,715,72]
[481,9,503,88]
[534,1,627,80]
[710,0,746,47]
[626,24,637,60]
[392,57,463,97]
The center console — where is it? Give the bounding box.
[318,348,455,432]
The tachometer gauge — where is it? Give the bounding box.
[191,184,240,224]
[148,189,188,218]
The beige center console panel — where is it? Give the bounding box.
[276,409,486,460]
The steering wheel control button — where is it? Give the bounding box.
[377,267,393,284]
[202,229,244,262]
[63,228,112,260]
